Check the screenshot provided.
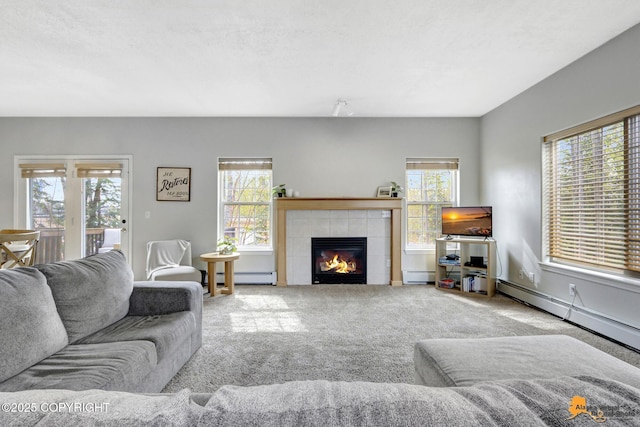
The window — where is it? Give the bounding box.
[405,158,459,249]
[543,105,640,273]
[218,158,273,250]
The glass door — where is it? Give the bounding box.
[23,164,67,263]
[15,157,131,263]
[78,162,127,258]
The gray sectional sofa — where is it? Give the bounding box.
[2,253,640,425]
[2,371,640,425]
[0,250,202,393]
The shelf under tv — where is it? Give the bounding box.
[434,237,496,298]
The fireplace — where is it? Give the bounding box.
[311,237,367,284]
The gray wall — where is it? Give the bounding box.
[481,23,640,344]
[0,117,480,279]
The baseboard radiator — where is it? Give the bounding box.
[403,271,435,285]
[213,271,276,285]
[498,279,640,351]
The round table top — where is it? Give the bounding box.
[200,252,240,261]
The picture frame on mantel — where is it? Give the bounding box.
[377,186,392,197]
[157,167,191,201]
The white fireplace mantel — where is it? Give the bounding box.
[275,197,403,286]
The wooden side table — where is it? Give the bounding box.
[200,252,240,296]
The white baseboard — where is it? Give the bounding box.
[403,271,435,284]
[213,271,276,285]
[498,280,640,351]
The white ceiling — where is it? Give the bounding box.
[1,1,640,117]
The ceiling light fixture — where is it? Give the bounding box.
[332,98,354,117]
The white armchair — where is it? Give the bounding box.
[146,239,202,283]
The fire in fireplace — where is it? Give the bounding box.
[311,237,367,284]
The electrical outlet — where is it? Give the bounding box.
[569,283,576,296]
[528,272,535,283]
[519,270,524,280]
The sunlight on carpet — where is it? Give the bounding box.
[230,312,307,333]
[493,309,569,331]
[236,295,291,310]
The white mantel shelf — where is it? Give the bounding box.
[275,197,403,287]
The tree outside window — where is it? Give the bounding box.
[85,178,122,229]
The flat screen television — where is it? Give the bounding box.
[441,206,492,238]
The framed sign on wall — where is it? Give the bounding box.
[157,167,191,201]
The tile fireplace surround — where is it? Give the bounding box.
[275,198,402,286]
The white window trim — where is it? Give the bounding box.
[217,158,274,252]
[404,159,459,250]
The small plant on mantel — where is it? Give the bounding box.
[272,184,286,198]
[217,236,237,255]
[390,181,404,197]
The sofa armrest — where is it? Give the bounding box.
[128,281,202,317]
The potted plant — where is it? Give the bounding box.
[390,181,404,198]
[272,184,287,198]
[217,236,237,255]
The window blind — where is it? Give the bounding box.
[218,158,272,170]
[543,106,640,272]
[76,163,122,178]
[406,158,458,170]
[19,163,67,178]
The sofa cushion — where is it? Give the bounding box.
[36,250,134,343]
[201,376,640,426]
[0,341,157,392]
[413,335,640,389]
[0,268,68,383]
[77,311,196,362]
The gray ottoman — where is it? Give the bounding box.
[414,334,640,388]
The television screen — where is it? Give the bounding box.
[441,206,492,237]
